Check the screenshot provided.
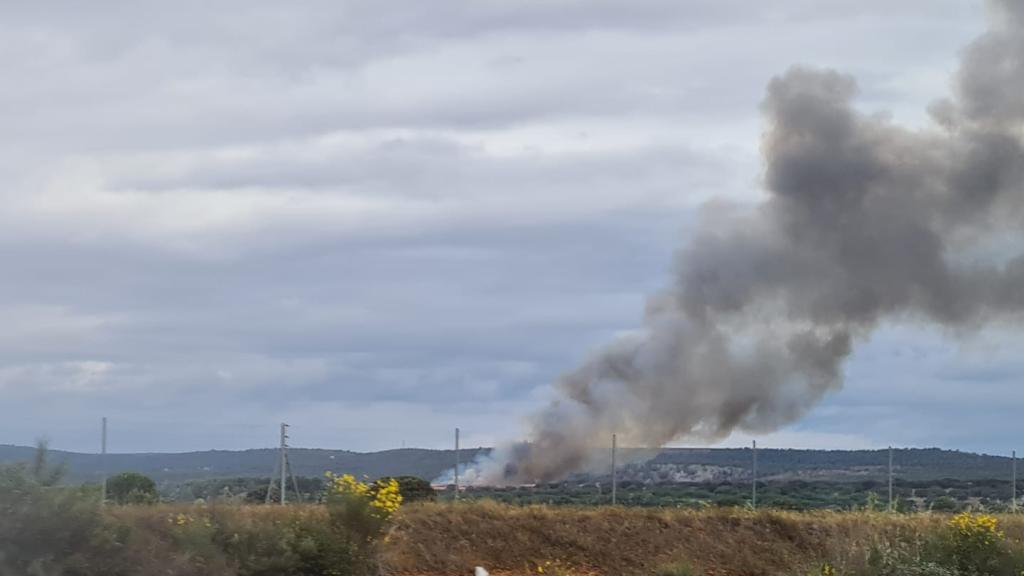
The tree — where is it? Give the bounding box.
[385,476,436,503]
[930,496,961,512]
[106,471,158,504]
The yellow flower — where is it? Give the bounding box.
[325,472,403,517]
[370,478,403,514]
[326,472,372,496]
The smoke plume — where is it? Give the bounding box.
[478,0,1024,484]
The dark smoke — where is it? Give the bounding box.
[478,0,1024,484]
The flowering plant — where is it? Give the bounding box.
[325,473,403,518]
[944,512,1005,575]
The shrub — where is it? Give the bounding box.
[323,473,404,575]
[207,507,356,576]
[107,472,159,504]
[861,541,958,576]
[940,512,1006,576]
[930,496,961,512]
[387,476,437,503]
[0,443,115,575]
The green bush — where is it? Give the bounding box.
[938,512,1008,576]
[107,472,159,505]
[860,512,1021,576]
[207,508,357,576]
[0,443,115,575]
[387,476,436,503]
[0,448,381,576]
[863,542,957,576]
[930,496,961,512]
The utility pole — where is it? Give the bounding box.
[611,433,617,506]
[752,440,757,510]
[454,427,460,502]
[100,417,108,506]
[280,423,288,505]
[1013,450,1017,513]
[888,446,894,513]
[266,423,296,505]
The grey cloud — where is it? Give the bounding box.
[0,210,680,451]
[0,0,980,158]
[1,0,1014,458]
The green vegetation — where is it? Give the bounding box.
[5,445,1024,575]
[383,475,435,503]
[183,474,1015,512]
[107,471,158,504]
[174,474,434,505]
[0,445,413,576]
[446,477,1018,512]
[856,512,1024,576]
[0,443,109,575]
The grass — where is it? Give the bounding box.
[378,502,1024,576]
[11,491,1024,575]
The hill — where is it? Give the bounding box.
[0,444,486,485]
[642,447,1015,482]
[0,444,1016,486]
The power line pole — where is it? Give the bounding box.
[611,433,617,506]
[266,423,293,505]
[454,427,460,502]
[751,440,757,510]
[888,446,894,513]
[280,423,289,505]
[100,417,108,506]
[1013,450,1017,513]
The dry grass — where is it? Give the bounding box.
[379,502,1024,576]
[109,501,330,525]
[103,503,335,575]
[91,502,1024,576]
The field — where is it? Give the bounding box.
[6,449,1024,576]
[18,501,1024,576]
[383,504,1024,575]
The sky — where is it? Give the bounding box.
[2,0,1019,455]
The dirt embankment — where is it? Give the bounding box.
[379,502,1024,576]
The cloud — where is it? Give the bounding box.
[2,0,1016,459]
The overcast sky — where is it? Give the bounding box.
[3,0,1018,455]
